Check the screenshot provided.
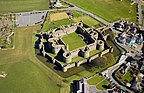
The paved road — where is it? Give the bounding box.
[74,6,110,25]
[87,85,108,93]
[102,55,134,93]
[133,0,144,5]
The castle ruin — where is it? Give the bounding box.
[37,22,113,72]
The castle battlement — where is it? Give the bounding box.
[38,22,112,72]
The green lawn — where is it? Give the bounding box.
[73,16,103,27]
[88,75,110,90]
[62,32,86,51]
[0,60,59,93]
[142,6,144,10]
[0,0,49,13]
[42,11,104,32]
[72,11,86,18]
[72,56,85,62]
[90,50,101,57]
[42,19,73,32]
[96,79,110,90]
[88,75,104,85]
[115,67,135,86]
[120,68,134,83]
[67,0,136,22]
[0,26,62,93]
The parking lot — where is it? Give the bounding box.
[16,10,47,27]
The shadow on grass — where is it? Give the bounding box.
[34,34,120,78]
[102,85,108,89]
[70,81,77,93]
[35,48,94,78]
[35,47,119,78]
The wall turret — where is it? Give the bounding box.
[63,52,72,63]
[62,67,67,72]
[80,47,90,58]
[97,40,104,50]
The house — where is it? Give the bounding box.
[71,78,87,93]
[114,20,143,46]
[77,78,87,93]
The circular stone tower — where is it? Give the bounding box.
[82,47,90,58]
[97,40,104,50]
[63,52,72,63]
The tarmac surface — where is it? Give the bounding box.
[16,10,47,27]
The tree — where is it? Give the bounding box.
[108,83,112,89]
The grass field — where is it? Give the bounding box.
[72,11,86,18]
[88,75,110,90]
[118,67,134,84]
[0,26,62,93]
[50,12,69,22]
[121,70,133,82]
[96,79,110,90]
[62,32,86,51]
[0,0,49,13]
[0,60,60,93]
[89,50,101,57]
[67,0,136,22]
[42,19,73,32]
[42,11,104,32]
[88,75,105,85]
[73,16,103,27]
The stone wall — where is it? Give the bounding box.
[51,26,77,38]
[101,48,110,56]
[67,43,96,60]
[37,22,112,72]
[63,52,72,63]
[76,59,88,67]
[45,52,53,62]
[39,45,112,72]
[89,53,99,62]
[70,49,80,58]
[54,59,64,67]
[76,27,95,44]
[87,43,96,51]
[97,40,105,50]
[61,48,112,72]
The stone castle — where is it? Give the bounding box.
[38,22,113,72]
